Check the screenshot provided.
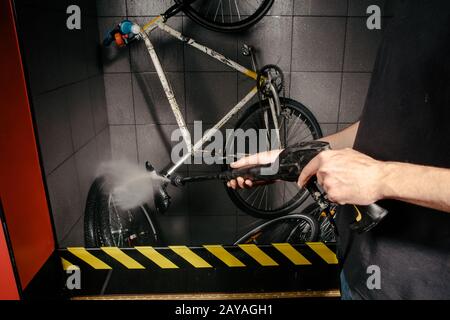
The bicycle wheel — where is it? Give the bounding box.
[302,203,337,242]
[234,214,319,244]
[182,0,274,33]
[84,178,102,247]
[225,98,323,219]
[84,177,162,247]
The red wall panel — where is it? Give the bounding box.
[0,0,55,289]
[0,215,19,300]
[0,216,19,300]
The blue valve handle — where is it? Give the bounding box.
[103,20,139,47]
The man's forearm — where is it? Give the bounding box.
[319,122,359,150]
[380,162,450,213]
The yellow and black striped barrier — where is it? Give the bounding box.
[60,242,338,270]
[58,243,339,296]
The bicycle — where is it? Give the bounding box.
[85,2,331,247]
[151,0,275,33]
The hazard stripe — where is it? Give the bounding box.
[64,243,338,269]
[67,247,112,269]
[203,245,245,267]
[101,247,145,269]
[61,258,79,270]
[238,244,278,266]
[135,246,178,269]
[169,246,212,268]
[306,242,338,264]
[272,243,311,265]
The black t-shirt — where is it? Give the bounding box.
[337,0,450,299]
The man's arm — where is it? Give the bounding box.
[319,122,359,150]
[227,122,360,189]
[381,162,450,212]
[298,149,450,213]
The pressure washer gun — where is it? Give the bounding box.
[171,141,388,233]
[103,20,141,47]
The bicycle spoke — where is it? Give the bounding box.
[265,185,268,210]
[251,186,266,208]
[257,185,267,209]
[291,122,310,140]
[298,133,313,142]
[288,114,303,137]
[234,0,241,20]
[244,187,259,202]
[221,0,225,23]
[214,0,221,22]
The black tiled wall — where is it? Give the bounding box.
[15,0,111,247]
[98,0,388,245]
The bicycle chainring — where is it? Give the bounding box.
[257,64,284,97]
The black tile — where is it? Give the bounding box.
[292,17,346,71]
[104,73,134,125]
[96,0,126,16]
[33,89,74,175]
[67,81,96,151]
[190,216,237,246]
[89,76,108,134]
[156,216,190,245]
[343,17,383,72]
[133,72,186,125]
[339,73,371,122]
[74,138,99,207]
[188,173,237,216]
[110,125,138,162]
[294,0,348,16]
[127,0,176,16]
[185,72,237,124]
[46,157,83,243]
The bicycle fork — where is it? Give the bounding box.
[244,45,283,149]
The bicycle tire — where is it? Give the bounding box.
[225,97,323,219]
[234,213,319,244]
[84,176,161,247]
[182,0,274,33]
[84,177,104,247]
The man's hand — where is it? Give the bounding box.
[227,149,283,189]
[298,148,386,205]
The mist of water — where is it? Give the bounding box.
[97,160,169,211]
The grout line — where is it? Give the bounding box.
[59,214,84,246]
[35,73,103,97]
[288,0,295,98]
[336,1,350,131]
[181,14,192,220]
[46,128,103,177]
[129,72,140,164]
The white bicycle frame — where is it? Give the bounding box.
[140,16,278,177]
